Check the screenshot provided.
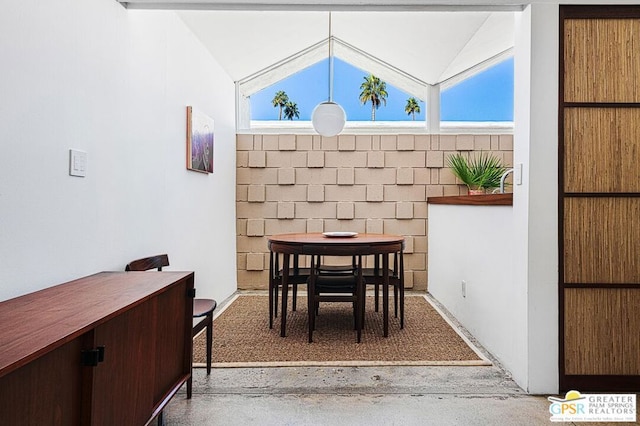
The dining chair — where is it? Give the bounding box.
[125,254,217,400]
[362,251,405,329]
[268,252,310,329]
[307,255,364,343]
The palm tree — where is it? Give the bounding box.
[272,91,289,120]
[359,74,388,121]
[405,97,421,121]
[283,101,300,120]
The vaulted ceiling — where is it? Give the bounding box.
[118,2,516,92]
[177,11,514,88]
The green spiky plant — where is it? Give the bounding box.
[446,152,507,194]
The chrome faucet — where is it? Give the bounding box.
[499,168,514,193]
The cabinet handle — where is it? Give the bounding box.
[187,288,196,298]
[81,346,105,367]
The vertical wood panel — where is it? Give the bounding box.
[564,19,640,102]
[561,6,640,391]
[92,301,155,425]
[564,108,640,193]
[154,280,190,403]
[565,288,640,375]
[564,198,640,284]
[0,339,83,426]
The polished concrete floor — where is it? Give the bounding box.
[162,291,552,425]
[163,365,551,425]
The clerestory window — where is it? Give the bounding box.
[237,39,513,133]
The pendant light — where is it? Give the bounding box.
[311,12,346,137]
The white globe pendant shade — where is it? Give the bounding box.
[311,101,346,137]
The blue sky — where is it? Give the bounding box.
[251,57,513,122]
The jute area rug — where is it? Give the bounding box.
[193,294,491,367]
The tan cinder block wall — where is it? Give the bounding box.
[236,133,514,292]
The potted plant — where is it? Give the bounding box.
[446,151,507,195]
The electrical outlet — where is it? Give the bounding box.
[461,280,466,298]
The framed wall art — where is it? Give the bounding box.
[186,106,214,173]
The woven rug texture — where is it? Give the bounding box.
[193,294,489,367]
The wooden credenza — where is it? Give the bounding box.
[0,271,194,425]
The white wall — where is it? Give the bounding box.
[514,4,559,394]
[429,5,559,394]
[0,0,237,303]
[428,205,527,386]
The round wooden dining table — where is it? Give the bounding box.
[268,232,405,340]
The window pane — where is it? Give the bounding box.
[250,60,327,121]
[250,58,425,122]
[441,57,514,122]
[333,59,425,122]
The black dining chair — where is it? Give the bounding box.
[269,252,311,329]
[362,251,405,329]
[307,255,364,343]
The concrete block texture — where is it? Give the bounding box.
[366,218,384,234]
[307,185,325,202]
[355,168,396,185]
[415,134,430,151]
[267,151,307,168]
[248,151,266,168]
[336,202,355,219]
[307,151,325,168]
[266,185,307,202]
[337,168,355,185]
[235,132,513,292]
[426,150,444,168]
[355,135,372,151]
[397,135,415,151]
[307,218,324,233]
[338,135,356,151]
[262,135,279,151]
[265,219,307,236]
[296,168,337,185]
[236,134,254,151]
[396,168,414,185]
[247,185,266,202]
[396,202,414,219]
[456,135,474,151]
[367,151,385,168]
[403,236,414,254]
[246,219,265,237]
[246,253,265,271]
[326,152,367,168]
[277,202,295,219]
[278,168,295,185]
[296,135,313,151]
[385,151,425,168]
[279,134,296,151]
[366,185,384,202]
[325,185,366,202]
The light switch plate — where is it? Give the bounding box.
[515,163,523,185]
[69,149,87,177]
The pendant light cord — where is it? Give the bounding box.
[328,12,334,103]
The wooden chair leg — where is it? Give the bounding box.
[187,374,192,399]
[373,254,380,312]
[399,250,405,329]
[394,283,399,318]
[274,282,279,318]
[269,252,274,329]
[206,313,213,375]
[292,283,297,311]
[157,411,164,426]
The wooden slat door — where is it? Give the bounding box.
[560,5,640,391]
